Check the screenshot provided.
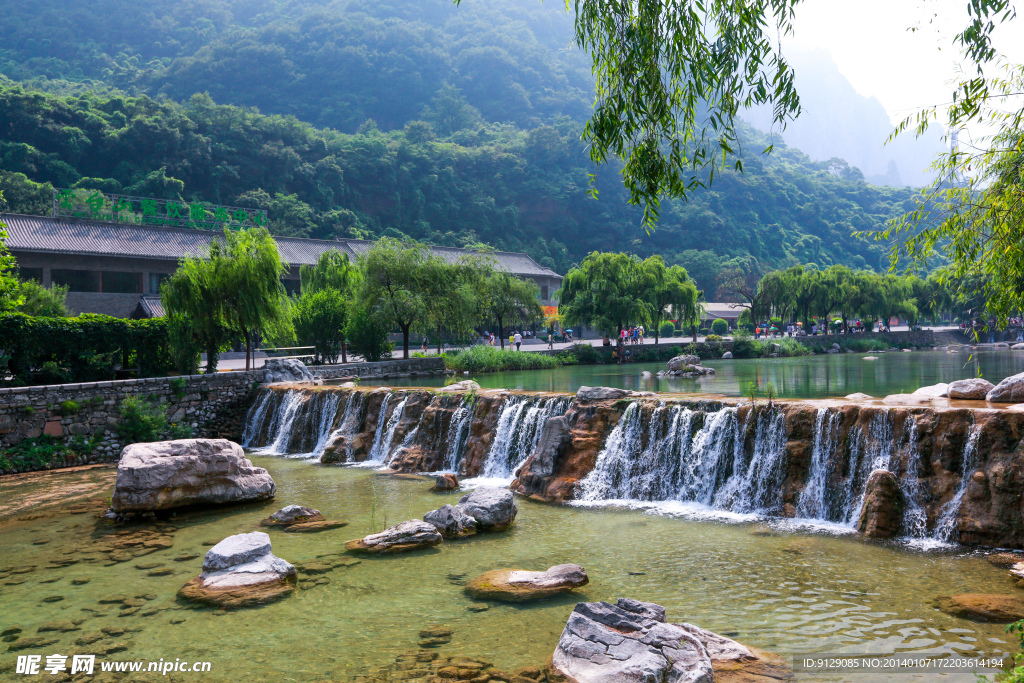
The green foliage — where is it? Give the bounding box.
[167,423,194,440]
[58,400,80,415]
[0,435,98,472]
[559,252,654,335]
[345,303,393,362]
[705,334,723,342]
[293,288,349,364]
[0,313,173,385]
[169,377,188,398]
[14,279,69,316]
[660,322,676,338]
[117,396,166,445]
[483,270,542,350]
[711,318,729,336]
[442,345,559,373]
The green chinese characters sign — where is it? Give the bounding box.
[52,189,267,230]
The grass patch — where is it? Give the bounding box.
[443,345,561,373]
[0,434,99,472]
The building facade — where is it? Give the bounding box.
[3,214,563,318]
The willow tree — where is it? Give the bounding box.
[162,242,229,373]
[295,249,360,363]
[484,269,542,350]
[640,256,698,345]
[558,252,652,335]
[219,228,292,371]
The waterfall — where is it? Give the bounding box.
[935,422,983,541]
[895,416,927,538]
[795,408,842,519]
[242,389,277,447]
[441,397,474,471]
[317,390,364,462]
[367,396,407,463]
[479,395,570,479]
[257,390,305,455]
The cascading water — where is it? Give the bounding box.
[441,397,474,471]
[368,396,407,464]
[242,390,277,447]
[935,422,984,541]
[479,396,570,479]
[258,391,305,455]
[795,408,842,519]
[317,391,365,462]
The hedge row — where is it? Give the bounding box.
[0,313,175,385]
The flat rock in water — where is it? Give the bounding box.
[423,504,477,539]
[948,378,995,400]
[345,520,443,554]
[845,393,874,400]
[986,552,1024,569]
[455,487,517,532]
[934,594,1024,622]
[465,563,588,602]
[177,532,296,609]
[260,504,324,527]
[439,379,481,392]
[575,386,631,402]
[431,473,460,491]
[912,383,949,398]
[111,439,275,513]
[881,394,934,406]
[1013,343,1024,350]
[987,372,1024,403]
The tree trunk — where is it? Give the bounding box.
[400,323,410,359]
[437,325,443,354]
[244,330,252,371]
[205,338,218,374]
[341,342,347,364]
[498,319,505,350]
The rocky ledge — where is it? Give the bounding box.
[110,439,276,513]
[177,532,296,609]
[346,520,443,554]
[933,593,1024,623]
[551,598,790,683]
[464,564,588,602]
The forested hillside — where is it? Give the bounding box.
[0,0,925,297]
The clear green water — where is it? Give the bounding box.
[367,349,1024,399]
[1,459,1020,682]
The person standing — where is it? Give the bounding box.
[547,332,554,349]
[514,331,522,351]
[422,337,428,353]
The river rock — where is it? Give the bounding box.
[1009,563,1024,588]
[527,416,572,479]
[110,439,276,513]
[283,520,347,533]
[845,393,873,400]
[986,552,1024,569]
[721,351,733,359]
[423,504,477,539]
[857,469,904,538]
[345,520,443,554]
[455,487,517,532]
[666,355,701,373]
[881,393,933,405]
[987,372,1024,403]
[464,564,588,602]
[934,594,1024,622]
[177,532,296,609]
[432,473,460,491]
[263,358,314,384]
[1013,343,1024,350]
[551,598,714,683]
[260,504,324,527]
[681,364,714,376]
[440,379,481,392]
[576,386,632,402]
[948,378,996,400]
[912,383,949,398]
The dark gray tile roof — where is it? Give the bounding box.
[134,296,165,319]
[2,214,561,279]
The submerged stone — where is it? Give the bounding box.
[346,520,443,554]
[260,504,324,527]
[934,594,1024,622]
[465,564,588,602]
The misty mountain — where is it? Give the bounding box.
[743,48,946,188]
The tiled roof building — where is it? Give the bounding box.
[4,214,563,318]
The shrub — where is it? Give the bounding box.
[442,345,559,372]
[705,334,723,342]
[117,397,166,445]
[167,423,194,440]
[711,318,729,336]
[659,322,676,338]
[38,361,70,385]
[59,399,80,415]
[345,304,393,362]
[169,377,188,398]
[673,329,684,337]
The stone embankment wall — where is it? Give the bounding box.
[0,357,444,470]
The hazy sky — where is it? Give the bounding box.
[786,0,1024,126]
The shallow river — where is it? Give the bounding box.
[1,458,1020,682]
[363,348,1024,399]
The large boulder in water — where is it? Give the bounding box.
[345,520,443,554]
[455,487,517,532]
[263,358,314,384]
[423,504,477,539]
[177,532,296,609]
[666,355,701,373]
[948,378,995,400]
[465,563,588,602]
[986,372,1024,403]
[857,469,904,538]
[552,598,714,683]
[111,439,276,513]
[934,594,1024,622]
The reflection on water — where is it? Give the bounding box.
[365,348,1024,399]
[0,459,1018,682]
